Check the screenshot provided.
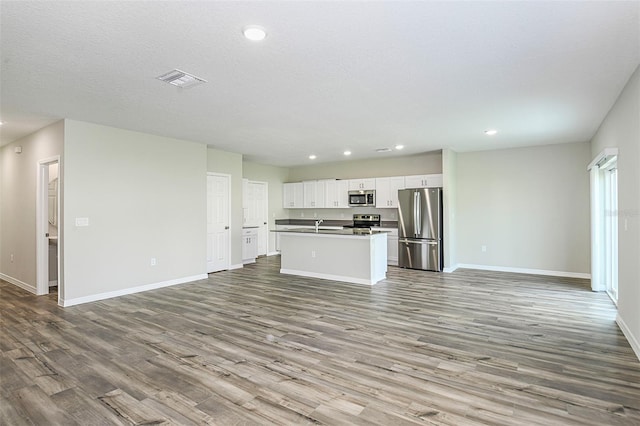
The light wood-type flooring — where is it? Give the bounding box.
[1,256,639,425]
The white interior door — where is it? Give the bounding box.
[207,173,230,273]
[253,181,268,256]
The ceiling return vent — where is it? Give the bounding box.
[156,69,207,88]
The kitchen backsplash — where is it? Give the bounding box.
[286,207,398,221]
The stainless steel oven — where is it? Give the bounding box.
[343,214,381,229]
[348,190,375,207]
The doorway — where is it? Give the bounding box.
[36,156,61,302]
[207,173,231,273]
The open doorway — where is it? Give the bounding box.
[37,156,61,303]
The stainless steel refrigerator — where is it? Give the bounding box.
[397,187,443,271]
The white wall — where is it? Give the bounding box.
[456,142,591,276]
[0,121,64,293]
[62,120,207,304]
[207,148,244,267]
[590,64,640,359]
[243,161,289,254]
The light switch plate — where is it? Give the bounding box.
[75,217,89,227]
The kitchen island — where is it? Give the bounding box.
[273,228,388,285]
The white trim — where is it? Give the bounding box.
[443,264,459,273]
[457,263,590,279]
[36,156,62,297]
[267,251,280,257]
[229,263,244,270]
[0,273,37,294]
[616,314,640,362]
[60,274,207,307]
[280,268,383,286]
[587,147,618,170]
[590,166,605,291]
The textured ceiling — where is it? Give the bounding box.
[1,1,639,166]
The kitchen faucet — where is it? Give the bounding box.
[315,219,324,232]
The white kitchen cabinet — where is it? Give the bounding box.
[325,179,350,208]
[348,178,376,191]
[242,228,258,264]
[404,174,443,188]
[303,180,326,208]
[283,182,303,208]
[375,176,405,208]
[379,228,399,266]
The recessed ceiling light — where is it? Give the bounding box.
[309,155,316,160]
[395,145,404,150]
[0,121,3,126]
[344,150,352,156]
[376,148,392,153]
[243,26,267,41]
[484,129,498,136]
[156,69,207,88]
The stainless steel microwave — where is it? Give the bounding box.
[348,190,375,207]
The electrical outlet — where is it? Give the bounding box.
[481,245,487,252]
[10,253,14,263]
[300,212,304,217]
[313,212,317,218]
[150,258,157,266]
[311,251,316,258]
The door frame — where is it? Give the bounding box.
[206,172,231,272]
[36,155,61,301]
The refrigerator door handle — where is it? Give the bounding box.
[415,191,421,236]
[399,239,438,245]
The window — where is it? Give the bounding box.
[588,148,618,304]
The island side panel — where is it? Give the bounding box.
[279,233,387,285]
[370,234,388,282]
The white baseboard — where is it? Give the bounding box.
[280,268,383,286]
[443,264,459,273]
[229,263,244,270]
[617,314,640,362]
[60,274,208,307]
[0,273,37,294]
[456,263,590,279]
[267,251,280,257]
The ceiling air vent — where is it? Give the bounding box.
[376,148,392,153]
[156,69,207,88]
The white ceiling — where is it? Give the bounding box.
[1,1,638,167]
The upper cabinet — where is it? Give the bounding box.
[349,178,376,191]
[325,179,350,208]
[404,174,443,188]
[375,176,405,208]
[303,180,326,208]
[283,182,303,208]
[283,174,443,208]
